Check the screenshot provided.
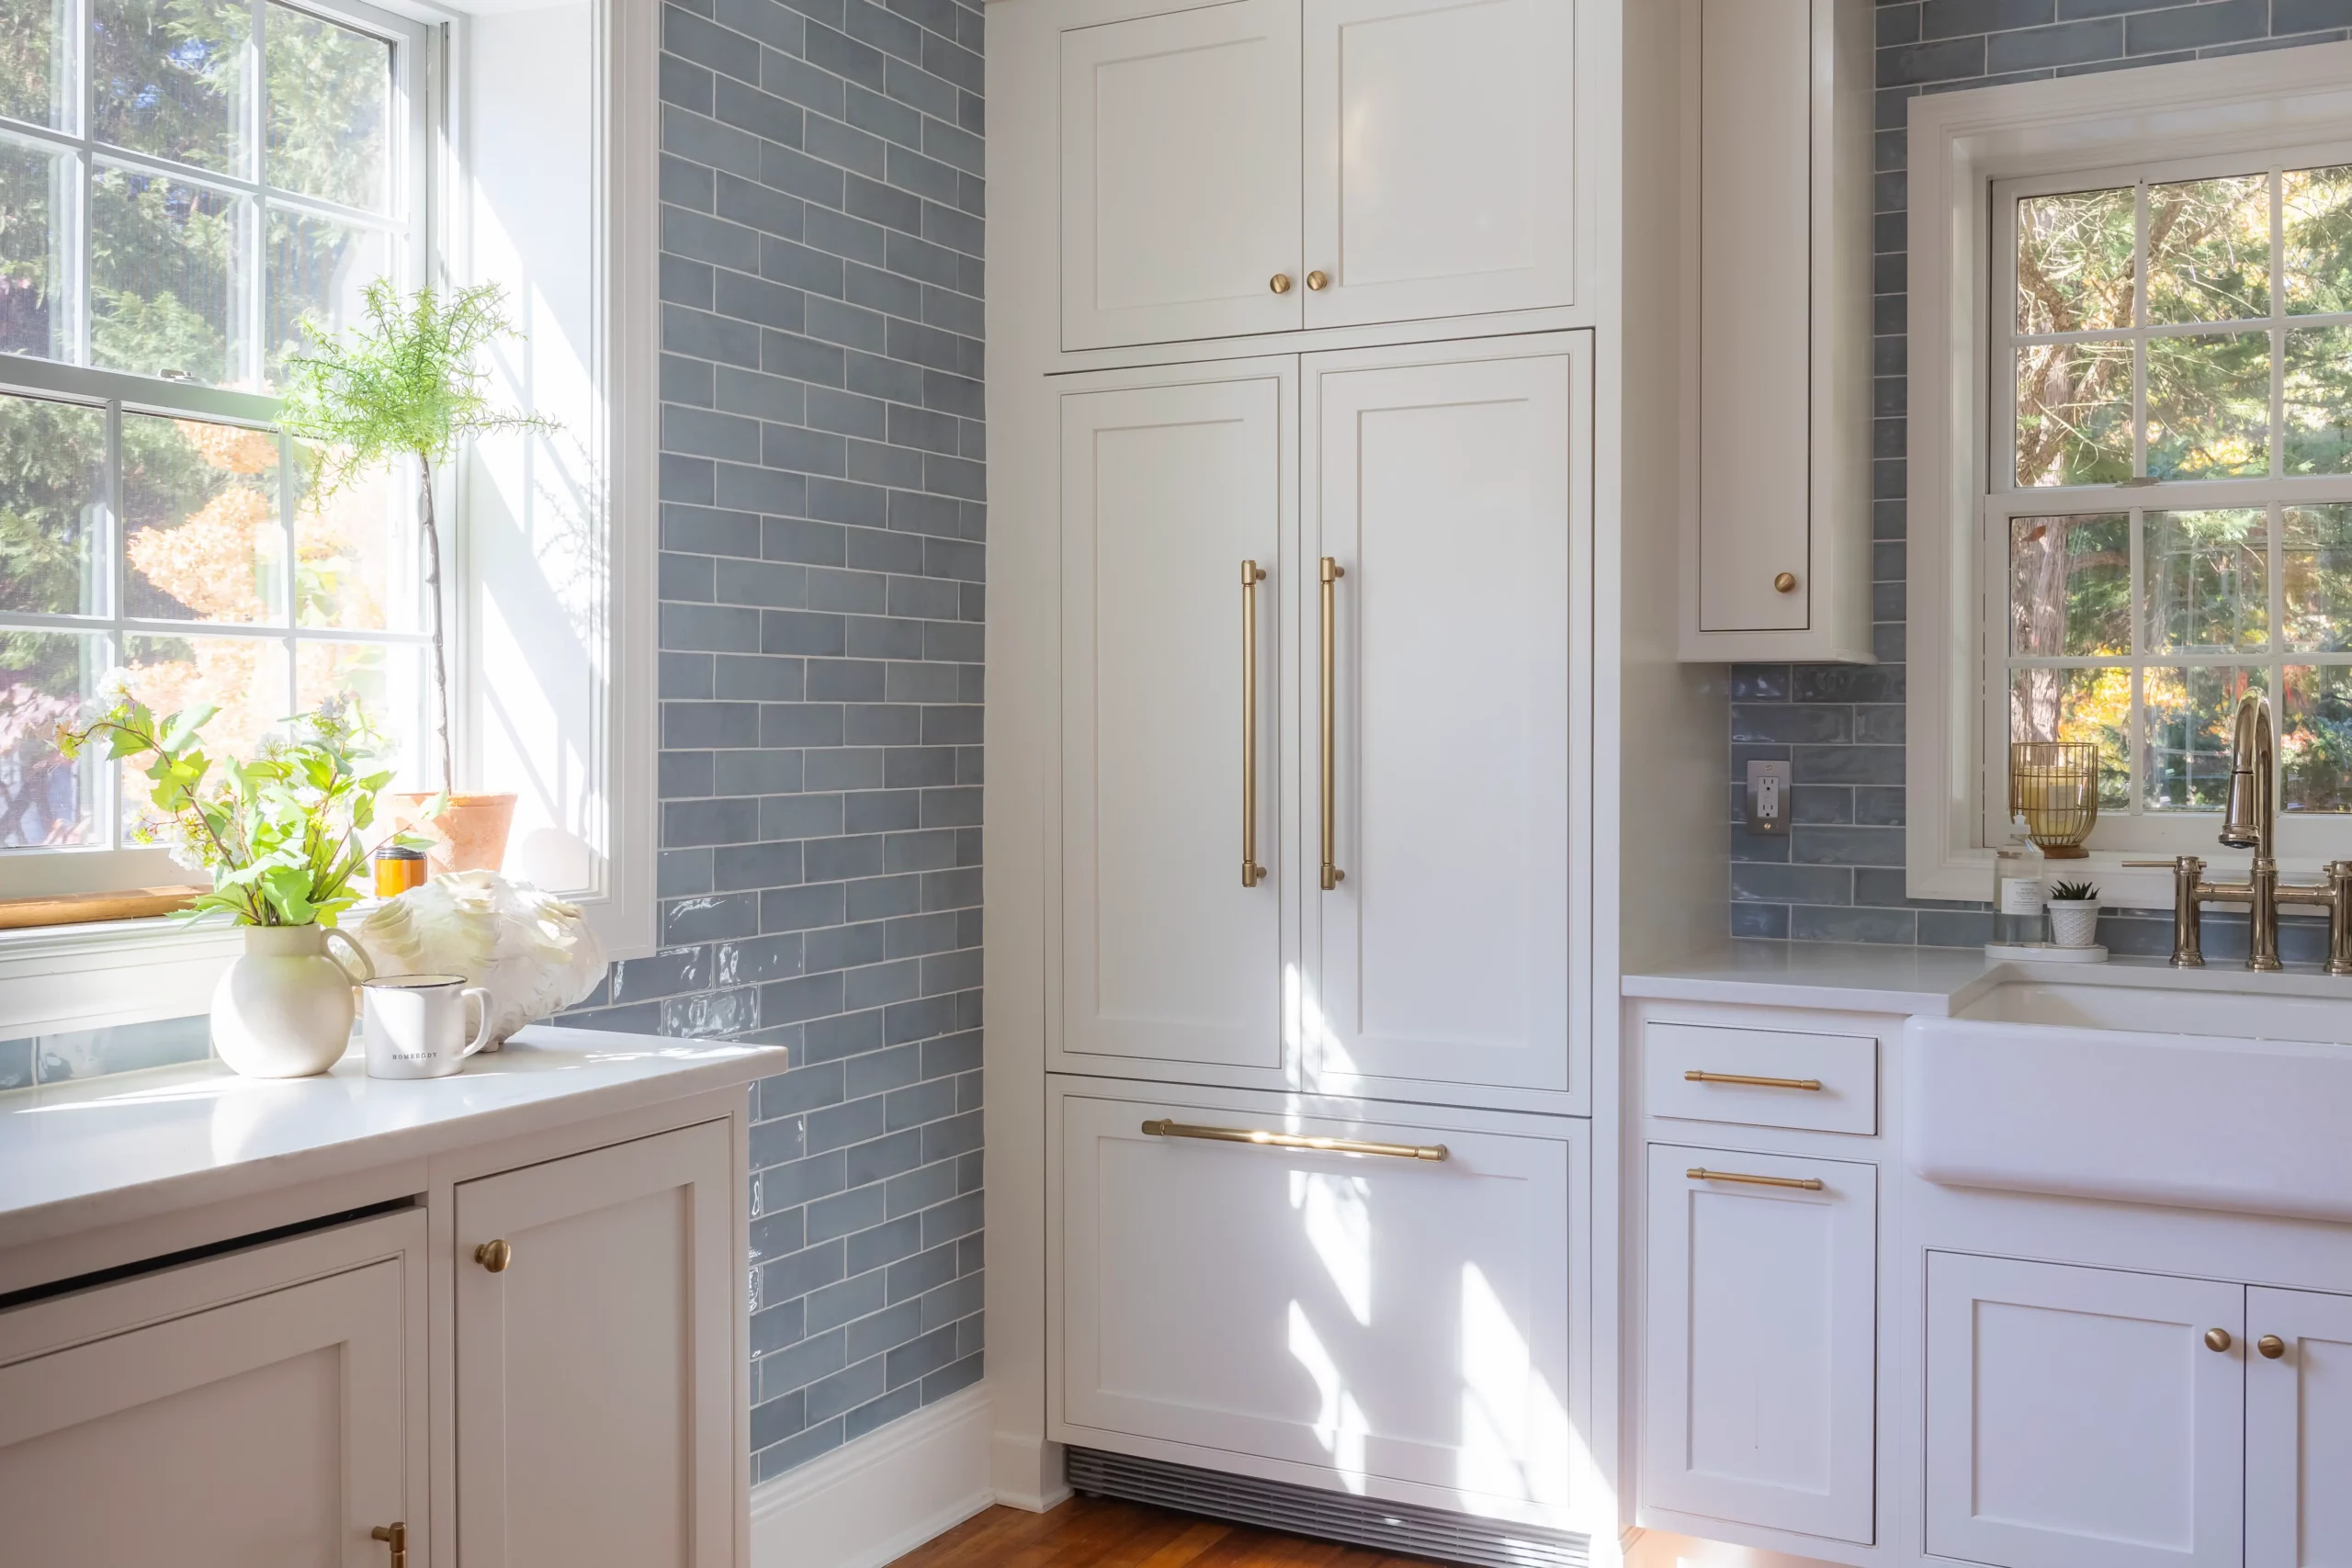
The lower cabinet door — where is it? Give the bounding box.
[0,1259,409,1568]
[1054,1084,1580,1517]
[2248,1285,2352,1568]
[1927,1253,2245,1568]
[1640,1144,1876,1543]
[456,1121,736,1568]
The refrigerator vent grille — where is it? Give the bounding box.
[1062,1447,1591,1568]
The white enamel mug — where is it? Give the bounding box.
[362,974,494,1079]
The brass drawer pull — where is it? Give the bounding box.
[1685,1069,1824,1091]
[1142,1118,1445,1162]
[1270,272,1294,294]
[2258,1334,2287,1359]
[1240,559,1267,887]
[475,1238,514,1272]
[1688,1166,1825,1191]
[2205,1327,2233,1353]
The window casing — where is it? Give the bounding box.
[0,0,435,897]
[1906,45,2352,907]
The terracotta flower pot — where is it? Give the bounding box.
[389,792,517,876]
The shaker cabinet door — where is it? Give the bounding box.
[0,1258,412,1568]
[2248,1286,2352,1568]
[1059,0,1303,350]
[455,1122,736,1568]
[1927,1253,2245,1568]
[1302,0,1576,329]
[1303,344,1580,1095]
[1642,1145,1877,1543]
[1058,368,1295,1078]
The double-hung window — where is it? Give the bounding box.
[1986,153,2352,860]
[0,0,433,896]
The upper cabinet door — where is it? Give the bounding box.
[1059,1,1304,351]
[1302,0,1576,329]
[1926,1253,2245,1568]
[2247,1286,2352,1568]
[1305,344,1580,1095]
[456,1122,736,1568]
[1059,368,1295,1077]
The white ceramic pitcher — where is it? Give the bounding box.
[211,924,376,1077]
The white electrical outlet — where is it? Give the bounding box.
[1746,759,1792,835]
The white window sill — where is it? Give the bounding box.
[0,919,246,1039]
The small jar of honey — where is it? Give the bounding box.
[373,843,427,898]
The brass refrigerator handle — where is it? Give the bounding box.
[371,1524,408,1568]
[1684,1070,1825,1091]
[1319,557,1345,890]
[1688,1167,1826,1191]
[1141,1118,1446,1162]
[1241,560,1267,888]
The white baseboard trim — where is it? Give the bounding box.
[750,1384,996,1568]
[989,1430,1073,1514]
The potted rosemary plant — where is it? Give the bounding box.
[277,280,555,873]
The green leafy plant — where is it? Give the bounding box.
[2048,879,2101,902]
[53,690,436,927]
[274,280,556,795]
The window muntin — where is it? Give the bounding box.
[0,0,428,866]
[1991,150,2352,848]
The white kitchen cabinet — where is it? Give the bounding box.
[1056,365,1296,1082]
[1641,1144,1876,1544]
[1304,343,1581,1097]
[1052,1080,1583,1521]
[1679,0,1873,662]
[1055,0,1577,353]
[1058,0,1303,350]
[1926,1253,2245,1568]
[455,1120,736,1568]
[1301,0,1576,329]
[2249,1286,2352,1568]
[0,1213,422,1568]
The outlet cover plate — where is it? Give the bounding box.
[1746,759,1792,836]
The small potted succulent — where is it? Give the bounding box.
[2046,878,2102,948]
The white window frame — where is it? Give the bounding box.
[0,0,659,1035]
[1907,41,2352,908]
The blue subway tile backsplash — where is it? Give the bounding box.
[1738,0,2347,947]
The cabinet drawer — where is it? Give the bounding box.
[1054,1084,1578,1514]
[1644,1021,1877,1134]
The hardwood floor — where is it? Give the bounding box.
[883,1496,1453,1568]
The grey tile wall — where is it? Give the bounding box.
[559,0,989,1482]
[1733,0,2350,949]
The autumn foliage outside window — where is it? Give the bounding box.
[2003,158,2352,829]
[0,0,428,865]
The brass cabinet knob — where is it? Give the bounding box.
[475,1238,513,1273]
[1773,571,1799,593]
[2205,1327,2233,1352]
[371,1523,407,1568]
[1306,270,1330,291]
[2259,1334,2287,1359]
[1270,273,1294,295]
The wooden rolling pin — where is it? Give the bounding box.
[0,886,208,930]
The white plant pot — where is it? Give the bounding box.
[2048,900,2102,948]
[210,925,376,1077]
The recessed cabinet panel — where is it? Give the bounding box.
[1695,0,1810,634]
[2248,1286,2352,1568]
[1642,1145,1876,1543]
[456,1122,735,1568]
[1059,372,1293,1074]
[1306,349,1574,1093]
[1926,1253,2245,1568]
[1057,1087,1577,1514]
[1302,0,1575,328]
[0,1261,408,1568]
[1059,1,1304,350]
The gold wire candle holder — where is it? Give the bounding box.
[2009,740,2100,859]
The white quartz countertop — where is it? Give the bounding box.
[0,1025,786,1255]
